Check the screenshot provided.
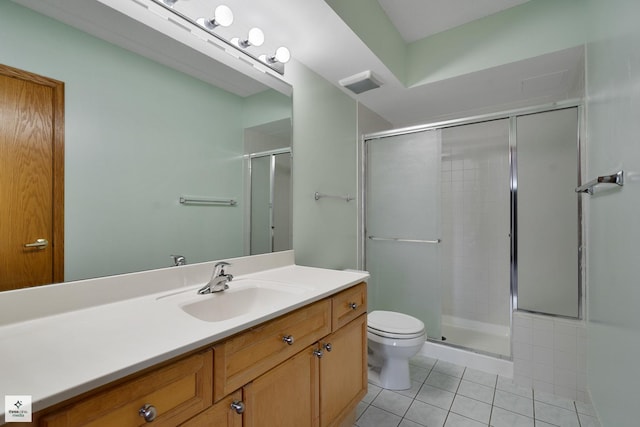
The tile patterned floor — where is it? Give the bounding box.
[355,356,601,427]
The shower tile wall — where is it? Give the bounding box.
[512,311,588,403]
[440,121,511,329]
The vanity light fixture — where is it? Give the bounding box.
[195,5,233,30]
[259,46,291,64]
[232,27,265,48]
[151,0,291,75]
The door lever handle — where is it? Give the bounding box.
[24,238,48,249]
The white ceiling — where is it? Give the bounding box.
[12,0,583,128]
[377,0,531,42]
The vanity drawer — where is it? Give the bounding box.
[331,282,367,331]
[40,350,213,427]
[213,299,331,401]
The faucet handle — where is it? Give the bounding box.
[214,261,231,275]
[171,255,186,266]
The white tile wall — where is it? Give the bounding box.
[440,120,511,328]
[512,312,588,403]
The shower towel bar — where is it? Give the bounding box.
[179,196,237,206]
[314,192,354,202]
[575,170,624,194]
[368,236,441,244]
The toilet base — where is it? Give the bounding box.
[367,357,412,390]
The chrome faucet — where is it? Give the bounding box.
[171,255,186,266]
[197,261,233,294]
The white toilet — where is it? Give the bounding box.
[367,310,426,390]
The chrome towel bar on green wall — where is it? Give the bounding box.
[179,196,237,206]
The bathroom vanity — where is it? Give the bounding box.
[0,251,368,426]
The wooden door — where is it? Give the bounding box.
[319,314,367,427]
[244,345,319,427]
[0,64,64,291]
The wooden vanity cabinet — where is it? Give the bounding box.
[236,315,366,427]
[30,282,367,427]
[39,350,213,427]
[212,299,331,401]
[233,283,368,427]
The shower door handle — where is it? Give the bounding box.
[368,236,441,244]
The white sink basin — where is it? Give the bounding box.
[158,279,311,323]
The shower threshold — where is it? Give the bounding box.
[434,318,511,358]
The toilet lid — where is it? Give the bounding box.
[368,310,425,335]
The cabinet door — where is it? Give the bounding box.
[179,390,242,427]
[319,314,367,427]
[244,345,318,427]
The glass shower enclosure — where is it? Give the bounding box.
[362,104,581,358]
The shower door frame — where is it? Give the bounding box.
[247,147,292,255]
[360,99,584,355]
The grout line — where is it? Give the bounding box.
[532,388,536,425]
[574,401,583,427]
[488,373,498,426]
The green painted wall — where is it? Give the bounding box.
[287,60,359,269]
[328,0,585,88]
[585,0,640,425]
[407,0,586,86]
[243,89,292,129]
[0,1,248,280]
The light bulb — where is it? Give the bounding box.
[260,47,291,65]
[246,27,264,47]
[274,46,291,64]
[196,4,233,30]
[213,5,233,27]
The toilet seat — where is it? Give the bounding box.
[368,310,425,340]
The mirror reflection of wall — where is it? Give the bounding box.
[0,1,292,287]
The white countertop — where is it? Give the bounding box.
[0,252,368,423]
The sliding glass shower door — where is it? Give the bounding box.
[365,130,442,339]
[250,151,292,255]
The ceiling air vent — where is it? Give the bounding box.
[339,70,383,94]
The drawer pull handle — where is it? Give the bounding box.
[230,400,245,414]
[282,335,295,345]
[313,349,324,358]
[139,404,157,422]
[323,342,332,352]
[349,302,358,310]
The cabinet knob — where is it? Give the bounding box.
[313,349,324,358]
[282,335,294,345]
[349,302,358,310]
[138,404,157,422]
[323,342,332,352]
[230,400,245,414]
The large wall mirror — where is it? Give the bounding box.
[0,1,292,291]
